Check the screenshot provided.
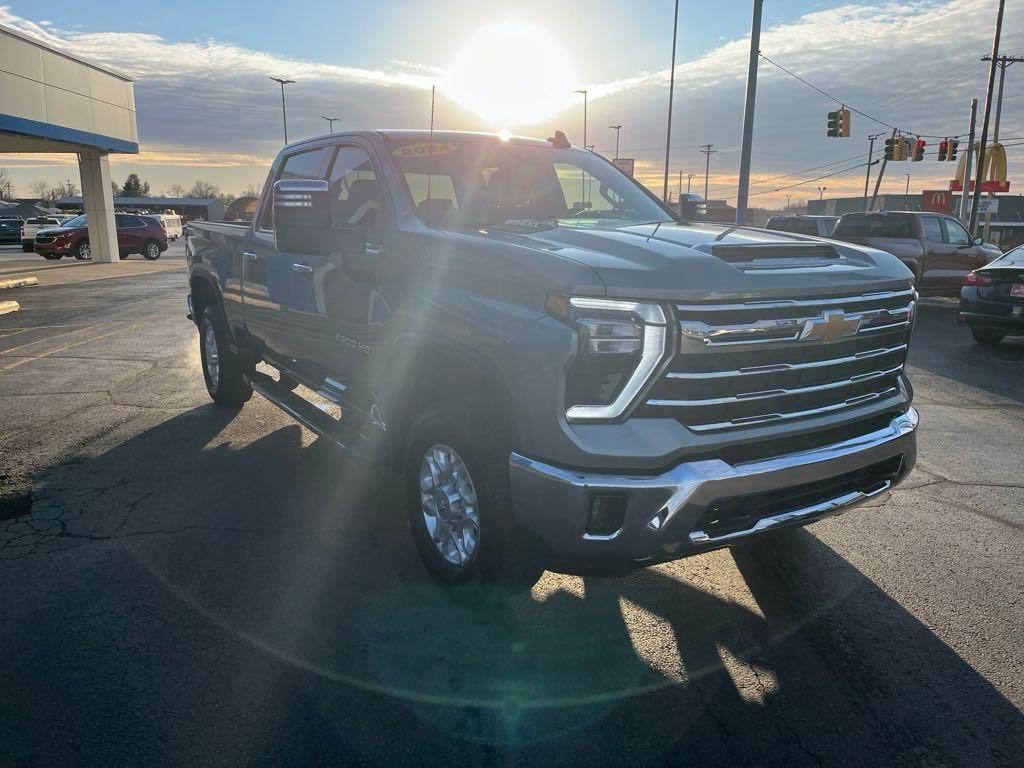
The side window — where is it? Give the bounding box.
[328,146,387,238]
[921,216,943,243]
[115,213,131,227]
[257,147,328,231]
[942,218,971,246]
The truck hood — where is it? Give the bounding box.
[473,221,915,302]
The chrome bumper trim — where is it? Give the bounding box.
[508,408,917,555]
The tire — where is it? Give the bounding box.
[73,241,91,261]
[42,253,62,260]
[404,402,543,604]
[119,252,129,260]
[22,242,33,253]
[142,240,161,260]
[972,328,1004,347]
[198,307,252,407]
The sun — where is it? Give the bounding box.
[443,20,578,129]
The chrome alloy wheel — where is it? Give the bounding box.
[420,444,481,567]
[145,241,160,258]
[79,242,91,260]
[203,323,220,387]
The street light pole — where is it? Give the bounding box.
[863,133,882,211]
[818,186,826,201]
[663,0,680,203]
[905,173,911,196]
[321,116,339,133]
[610,125,622,159]
[269,76,295,145]
[735,0,764,225]
[687,173,694,193]
[574,89,588,150]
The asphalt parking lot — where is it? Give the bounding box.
[0,256,1022,767]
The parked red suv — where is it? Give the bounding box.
[33,213,168,261]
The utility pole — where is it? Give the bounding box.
[864,133,882,211]
[904,173,911,196]
[870,128,897,211]
[959,98,978,224]
[321,116,339,133]
[609,125,622,159]
[979,52,1022,238]
[269,76,295,144]
[700,144,717,201]
[734,0,764,225]
[969,0,1006,234]
[663,0,680,203]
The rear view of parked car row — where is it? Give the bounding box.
[16,213,175,261]
[767,211,1023,346]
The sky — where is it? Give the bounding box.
[1,0,1022,207]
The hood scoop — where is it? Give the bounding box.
[700,243,863,272]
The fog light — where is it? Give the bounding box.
[585,495,626,537]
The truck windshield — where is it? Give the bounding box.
[389,139,673,230]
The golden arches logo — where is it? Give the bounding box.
[955,142,1007,184]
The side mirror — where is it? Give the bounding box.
[273,179,366,257]
[679,193,707,221]
[972,236,984,246]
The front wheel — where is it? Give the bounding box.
[404,404,543,603]
[42,253,62,260]
[972,328,1004,347]
[73,241,91,261]
[22,242,33,253]
[142,240,161,260]
[198,307,252,407]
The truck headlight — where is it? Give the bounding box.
[548,296,669,422]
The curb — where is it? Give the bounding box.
[0,276,39,290]
[0,300,20,315]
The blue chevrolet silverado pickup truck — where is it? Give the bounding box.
[186,129,919,599]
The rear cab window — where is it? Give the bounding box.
[834,213,915,238]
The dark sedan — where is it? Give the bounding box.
[0,216,23,244]
[33,213,168,261]
[958,245,1024,346]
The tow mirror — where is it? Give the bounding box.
[273,179,366,257]
[679,193,707,221]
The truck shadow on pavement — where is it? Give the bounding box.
[3,406,1023,767]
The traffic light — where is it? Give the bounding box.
[938,139,949,162]
[827,108,851,137]
[912,138,926,162]
[885,136,900,161]
[948,139,959,162]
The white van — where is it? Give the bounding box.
[150,213,183,241]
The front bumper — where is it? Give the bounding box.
[509,408,918,567]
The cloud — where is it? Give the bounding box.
[1,0,1022,205]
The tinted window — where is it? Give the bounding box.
[63,214,87,228]
[328,146,386,237]
[942,218,971,246]
[834,214,914,238]
[258,147,329,230]
[994,245,1024,266]
[921,216,943,242]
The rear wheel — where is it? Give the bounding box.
[73,241,91,261]
[972,328,1004,347]
[404,403,543,604]
[199,307,252,407]
[142,240,161,260]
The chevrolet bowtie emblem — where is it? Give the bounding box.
[799,310,862,343]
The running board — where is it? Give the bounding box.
[245,370,373,461]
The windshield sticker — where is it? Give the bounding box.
[392,142,458,159]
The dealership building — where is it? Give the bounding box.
[0,22,138,262]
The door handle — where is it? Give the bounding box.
[292,262,313,273]
[242,251,258,261]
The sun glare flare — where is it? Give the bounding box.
[443,20,578,128]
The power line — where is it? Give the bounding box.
[746,160,870,197]
[706,152,867,193]
[759,53,966,139]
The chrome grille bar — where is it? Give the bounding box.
[665,344,907,381]
[674,288,915,313]
[648,365,904,408]
[687,388,900,433]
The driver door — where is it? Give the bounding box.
[939,216,983,290]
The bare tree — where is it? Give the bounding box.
[166,183,187,198]
[188,180,220,199]
[241,183,262,198]
[30,180,57,205]
[0,168,12,200]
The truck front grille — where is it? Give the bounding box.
[640,288,914,433]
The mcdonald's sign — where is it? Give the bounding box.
[950,142,1011,193]
[921,190,953,213]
